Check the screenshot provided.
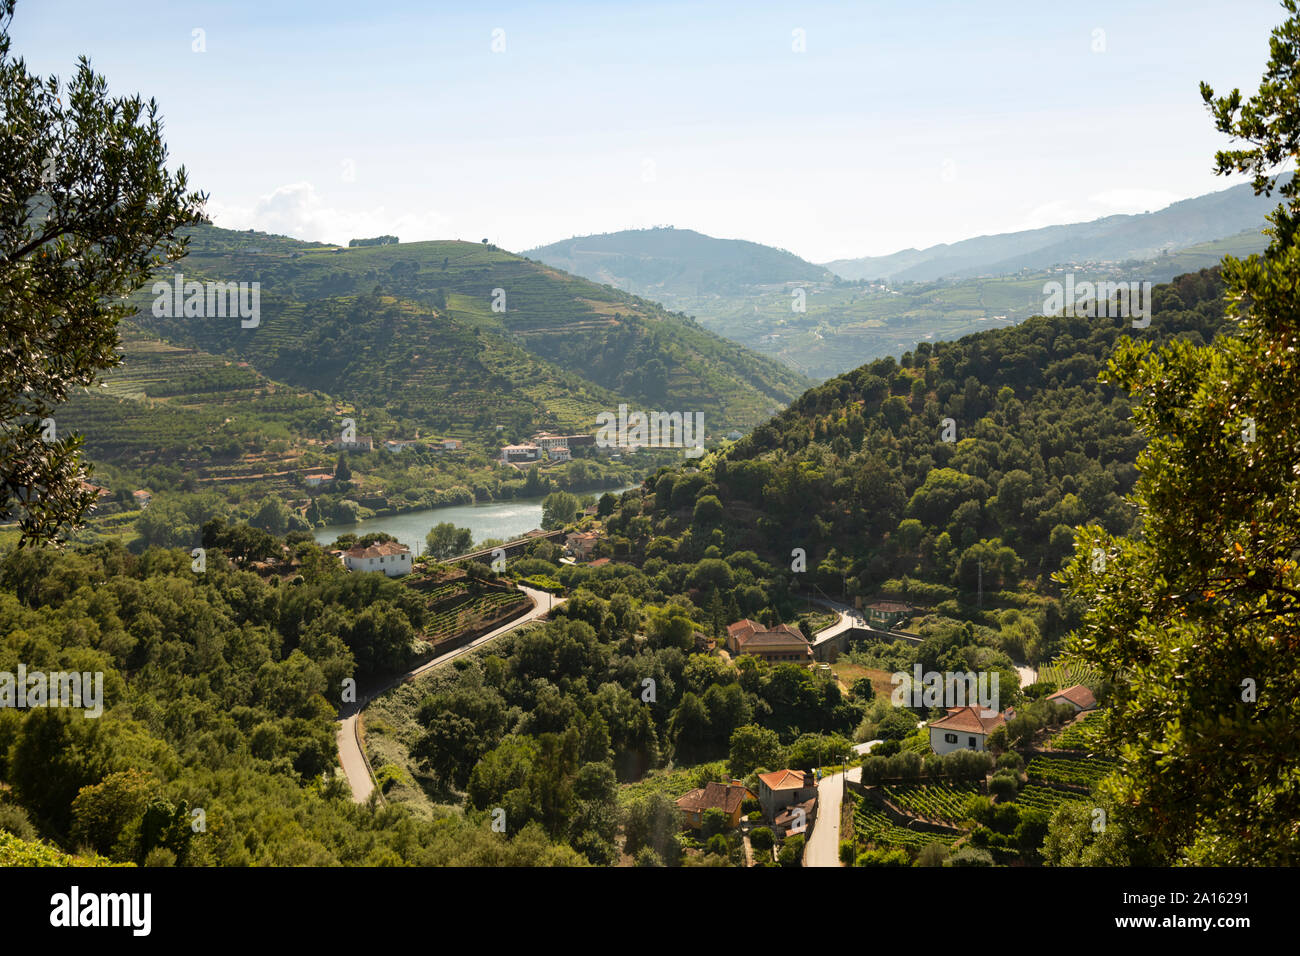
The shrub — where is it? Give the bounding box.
[750,827,774,851]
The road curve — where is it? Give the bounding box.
[336,584,563,804]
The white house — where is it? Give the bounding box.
[443,439,462,451]
[384,440,419,454]
[303,473,334,488]
[342,541,412,577]
[547,445,571,461]
[501,443,541,464]
[928,706,1007,755]
[1048,684,1097,713]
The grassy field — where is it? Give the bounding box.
[830,662,897,700]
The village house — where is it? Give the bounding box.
[862,600,912,629]
[303,473,334,488]
[500,443,541,464]
[132,489,153,509]
[927,705,1007,755]
[674,781,754,831]
[333,435,374,452]
[756,769,818,827]
[384,439,419,453]
[342,541,412,577]
[565,531,601,561]
[725,619,812,664]
[1048,684,1098,713]
[443,438,462,451]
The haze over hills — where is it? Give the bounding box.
[823,178,1282,282]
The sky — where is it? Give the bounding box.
[9,0,1288,263]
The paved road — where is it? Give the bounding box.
[803,765,862,867]
[336,585,562,804]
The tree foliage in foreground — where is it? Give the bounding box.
[0,0,206,544]
[1057,1,1300,865]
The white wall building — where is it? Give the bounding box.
[928,706,1007,755]
[342,541,412,577]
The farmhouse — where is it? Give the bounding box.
[565,531,601,561]
[303,473,334,488]
[725,619,812,664]
[342,541,412,577]
[1048,684,1097,713]
[756,769,818,825]
[384,439,419,453]
[674,781,754,831]
[928,705,1007,755]
[863,599,912,629]
[333,435,374,452]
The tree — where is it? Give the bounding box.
[425,522,473,560]
[728,724,783,778]
[541,491,579,530]
[1055,4,1300,865]
[0,1,205,543]
[334,454,351,483]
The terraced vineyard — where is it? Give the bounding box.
[882,782,981,824]
[424,590,529,643]
[1026,755,1115,790]
[1050,714,1109,752]
[1038,662,1099,690]
[1012,784,1088,814]
[853,803,959,851]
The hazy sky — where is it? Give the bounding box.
[10,0,1287,262]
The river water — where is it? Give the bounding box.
[312,485,638,556]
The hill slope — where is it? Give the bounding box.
[140,225,812,433]
[824,179,1282,281]
[523,227,832,299]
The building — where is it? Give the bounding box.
[333,435,374,452]
[863,600,912,629]
[443,439,462,451]
[342,541,412,577]
[547,445,571,462]
[500,443,541,464]
[928,705,1007,755]
[773,797,817,838]
[725,619,812,664]
[303,473,334,487]
[674,781,754,831]
[132,489,153,509]
[1048,684,1097,713]
[756,769,818,824]
[384,440,419,453]
[565,531,601,561]
[532,433,570,453]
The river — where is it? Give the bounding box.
[312,485,638,556]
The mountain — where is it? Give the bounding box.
[127,225,812,436]
[523,227,832,300]
[824,179,1283,282]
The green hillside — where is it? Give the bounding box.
[523,226,832,297]
[138,225,811,432]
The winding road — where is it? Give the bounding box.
[336,584,563,803]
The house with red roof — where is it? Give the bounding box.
[928,705,1008,755]
[1048,684,1097,713]
[756,768,819,824]
[342,541,412,577]
[726,619,812,664]
[674,781,754,831]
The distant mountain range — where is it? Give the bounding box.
[523,181,1277,379]
[823,177,1285,282]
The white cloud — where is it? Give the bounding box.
[206,182,453,245]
